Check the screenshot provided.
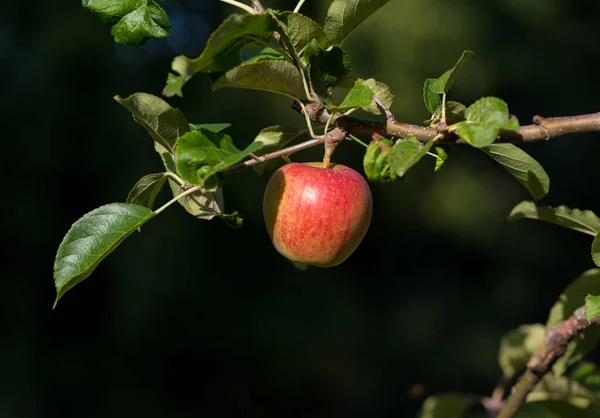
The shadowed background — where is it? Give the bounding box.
[3,0,600,416]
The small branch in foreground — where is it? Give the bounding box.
[496,306,600,418]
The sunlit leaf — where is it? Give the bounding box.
[585,294,600,322]
[327,84,373,112]
[363,137,397,183]
[324,0,392,46]
[271,11,328,53]
[429,50,474,94]
[54,204,154,307]
[83,0,171,45]
[250,126,309,175]
[387,137,433,177]
[211,56,304,99]
[355,78,394,115]
[304,39,351,102]
[423,78,441,114]
[175,128,263,187]
[457,97,520,147]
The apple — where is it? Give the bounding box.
[263,162,373,267]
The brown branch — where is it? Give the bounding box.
[251,0,265,13]
[295,102,600,145]
[496,306,600,418]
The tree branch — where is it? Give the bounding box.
[295,102,600,144]
[496,306,600,418]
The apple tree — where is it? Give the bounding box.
[54,1,600,416]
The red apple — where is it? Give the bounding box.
[263,162,373,267]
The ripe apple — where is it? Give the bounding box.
[263,162,373,267]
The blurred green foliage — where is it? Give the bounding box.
[3,0,600,417]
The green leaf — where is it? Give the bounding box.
[303,39,351,103]
[457,97,520,147]
[83,0,171,45]
[571,362,600,396]
[190,123,232,133]
[482,144,550,200]
[211,56,304,99]
[426,101,466,126]
[429,50,474,94]
[418,393,471,418]
[327,84,374,112]
[423,78,441,115]
[546,269,600,376]
[363,137,397,183]
[498,324,546,378]
[387,137,434,177]
[593,234,600,267]
[126,173,168,209]
[271,11,329,53]
[53,203,154,307]
[175,129,263,187]
[527,374,598,406]
[163,72,184,98]
[324,0,392,46]
[114,92,189,155]
[250,126,309,175]
[355,78,394,115]
[167,12,278,93]
[585,294,600,322]
[434,146,449,172]
[217,211,243,230]
[508,201,600,236]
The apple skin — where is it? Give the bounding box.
[263,162,373,267]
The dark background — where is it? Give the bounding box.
[3,0,600,417]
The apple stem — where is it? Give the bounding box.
[323,140,336,168]
[282,155,292,164]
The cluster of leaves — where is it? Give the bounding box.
[59,0,396,307]
[420,268,600,418]
[363,50,549,203]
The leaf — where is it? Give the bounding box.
[327,84,374,112]
[527,374,598,406]
[83,0,171,45]
[355,78,395,115]
[429,50,474,94]
[571,362,600,396]
[508,201,600,236]
[210,56,304,99]
[546,269,600,376]
[418,393,471,418]
[585,294,600,322]
[387,137,434,178]
[168,12,278,90]
[324,0,392,46]
[303,39,352,103]
[434,146,449,172]
[593,234,600,267]
[363,137,397,183]
[53,203,154,307]
[271,11,329,53]
[457,97,520,148]
[217,211,243,230]
[163,72,185,98]
[423,78,441,114]
[498,324,546,378]
[190,123,232,133]
[426,101,466,126]
[250,126,309,175]
[482,144,550,200]
[175,129,263,187]
[126,173,168,209]
[114,92,189,155]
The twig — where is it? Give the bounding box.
[219,0,255,14]
[496,306,600,418]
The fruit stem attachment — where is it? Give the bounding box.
[323,138,336,168]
